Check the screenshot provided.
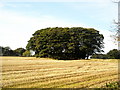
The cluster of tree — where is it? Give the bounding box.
[0,46,16,56]
[26,27,104,60]
[0,46,32,57]
[91,49,120,59]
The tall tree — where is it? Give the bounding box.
[26,27,104,60]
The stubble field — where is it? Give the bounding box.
[1,57,119,88]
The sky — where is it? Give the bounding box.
[0,0,118,53]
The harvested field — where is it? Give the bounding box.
[1,57,119,88]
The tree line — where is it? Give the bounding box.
[92,49,120,59]
[1,27,120,59]
[1,46,119,59]
[0,46,32,57]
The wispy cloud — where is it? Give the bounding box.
[0,2,5,7]
[0,9,117,52]
[0,9,88,49]
[0,1,117,52]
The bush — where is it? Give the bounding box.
[22,50,31,57]
[104,82,119,89]
[91,54,108,59]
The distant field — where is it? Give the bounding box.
[1,57,119,88]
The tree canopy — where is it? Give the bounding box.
[14,48,26,56]
[92,49,120,59]
[107,49,120,59]
[0,46,16,56]
[0,46,27,56]
[26,27,104,60]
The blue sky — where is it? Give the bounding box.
[0,0,118,53]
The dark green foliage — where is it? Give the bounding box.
[14,48,26,56]
[26,27,104,60]
[103,82,119,89]
[107,49,120,59]
[91,54,108,59]
[92,49,120,59]
[0,46,16,56]
[0,46,26,56]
